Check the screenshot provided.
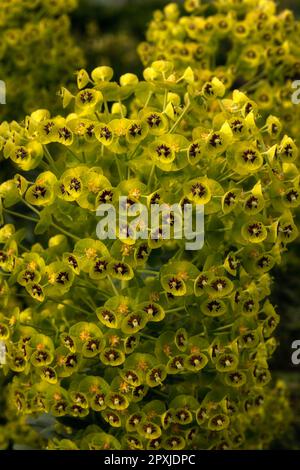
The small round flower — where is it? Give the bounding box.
[161,274,187,296]
[126,412,145,432]
[96,307,118,329]
[143,111,169,135]
[106,393,129,411]
[0,323,9,340]
[146,365,167,387]
[102,410,122,428]
[121,311,148,334]
[126,120,148,144]
[201,299,227,317]
[173,408,193,425]
[229,143,263,174]
[40,366,57,384]
[108,261,134,281]
[100,348,125,366]
[279,135,298,162]
[75,89,103,113]
[138,422,162,440]
[277,217,298,244]
[241,219,268,244]
[196,406,209,425]
[166,355,186,374]
[184,177,211,204]
[225,371,247,388]
[282,188,300,208]
[184,353,208,371]
[163,436,186,450]
[138,302,165,322]
[216,353,239,372]
[208,414,230,431]
[95,123,114,146]
[206,276,234,298]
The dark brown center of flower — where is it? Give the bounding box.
[191,182,206,197]
[80,90,94,103]
[147,114,161,128]
[58,127,72,141]
[33,185,47,198]
[56,271,69,285]
[129,123,142,137]
[156,144,171,159]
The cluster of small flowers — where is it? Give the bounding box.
[0,60,298,449]
[0,0,84,121]
[139,0,300,137]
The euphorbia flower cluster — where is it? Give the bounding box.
[0,59,297,449]
[139,0,300,137]
[0,0,85,121]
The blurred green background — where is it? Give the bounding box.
[70,0,300,78]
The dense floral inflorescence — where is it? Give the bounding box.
[0,60,297,449]
[139,0,300,137]
[0,0,85,121]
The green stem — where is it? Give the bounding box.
[51,222,80,241]
[3,208,38,223]
[170,101,190,133]
[43,146,60,175]
[108,275,119,296]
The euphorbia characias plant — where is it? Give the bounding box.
[0,57,297,449]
